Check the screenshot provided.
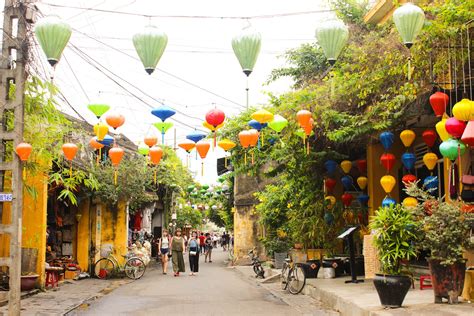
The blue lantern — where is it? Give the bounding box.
[248,119,265,131]
[151,105,176,122]
[186,131,206,143]
[423,176,439,191]
[357,194,369,206]
[379,131,394,151]
[325,160,338,174]
[382,197,396,208]
[324,212,335,226]
[401,152,416,170]
[341,175,354,191]
[98,134,114,146]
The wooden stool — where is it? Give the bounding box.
[45,267,62,289]
[420,275,432,290]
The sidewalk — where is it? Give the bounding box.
[0,278,131,315]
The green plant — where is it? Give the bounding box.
[405,183,474,265]
[262,237,291,256]
[369,204,419,275]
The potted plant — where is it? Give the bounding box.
[406,183,474,304]
[369,204,419,308]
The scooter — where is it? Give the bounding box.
[248,248,265,279]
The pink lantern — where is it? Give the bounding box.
[445,117,466,138]
[461,121,474,146]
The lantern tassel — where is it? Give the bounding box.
[261,130,264,147]
[407,56,412,81]
[22,166,26,181]
[114,169,118,185]
[99,147,102,164]
[201,161,204,177]
[244,151,247,165]
[251,151,254,165]
[214,131,217,150]
[458,144,463,193]
[69,162,72,178]
[154,169,157,185]
[307,140,310,155]
[225,156,227,168]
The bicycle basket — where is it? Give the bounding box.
[100,244,114,257]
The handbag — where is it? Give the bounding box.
[461,165,474,203]
[189,251,197,256]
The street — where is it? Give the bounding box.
[71,249,335,316]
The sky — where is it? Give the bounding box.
[30,0,339,184]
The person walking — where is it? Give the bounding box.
[188,231,200,276]
[204,232,213,263]
[170,228,185,277]
[158,230,171,274]
[199,232,206,254]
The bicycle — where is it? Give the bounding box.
[248,248,265,278]
[94,246,146,280]
[280,257,306,294]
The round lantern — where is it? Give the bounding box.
[144,135,158,148]
[325,178,337,192]
[90,137,104,150]
[393,3,425,49]
[15,142,32,161]
[94,122,109,141]
[315,19,349,65]
[401,152,416,170]
[340,160,352,174]
[382,197,396,208]
[34,16,72,66]
[62,143,78,177]
[248,129,259,148]
[138,143,150,156]
[356,159,367,173]
[341,175,353,191]
[402,174,417,185]
[423,153,438,171]
[325,160,338,174]
[239,130,252,149]
[149,146,163,165]
[380,175,396,193]
[296,110,312,127]
[400,130,416,148]
[439,138,466,161]
[341,193,353,207]
[105,112,125,130]
[435,117,450,141]
[248,120,264,131]
[445,117,466,139]
[268,115,288,133]
[232,26,261,76]
[380,153,396,172]
[429,92,449,117]
[379,131,394,151]
[403,197,418,208]
[452,99,474,122]
[133,25,168,75]
[87,103,110,119]
[109,146,124,185]
[461,121,474,146]
[324,212,335,226]
[206,108,226,147]
[422,129,437,148]
[325,196,336,209]
[357,176,368,190]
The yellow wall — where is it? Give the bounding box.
[75,198,90,272]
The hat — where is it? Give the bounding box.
[176,228,182,232]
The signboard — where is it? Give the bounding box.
[337,226,358,239]
[0,193,13,202]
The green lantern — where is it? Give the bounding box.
[138,144,149,156]
[202,184,209,190]
[187,185,195,193]
[153,121,174,144]
[232,27,261,76]
[268,114,288,133]
[133,25,168,75]
[393,3,425,49]
[34,16,72,66]
[439,138,466,161]
[315,20,349,65]
[87,103,110,118]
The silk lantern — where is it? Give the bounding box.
[445,117,466,138]
[380,175,396,193]
[429,92,449,117]
[401,152,416,170]
[452,99,474,121]
[393,3,425,49]
[196,141,211,176]
[379,131,394,151]
[248,120,264,131]
[153,122,174,145]
[232,26,261,77]
[315,19,349,65]
[149,146,163,184]
[133,25,168,74]
[206,108,225,147]
[187,131,206,143]
[90,137,105,164]
[325,160,338,175]
[62,143,78,177]
[93,122,109,141]
[178,139,196,167]
[325,196,336,209]
[402,174,417,185]
[109,146,124,185]
[356,159,367,173]
[340,160,352,174]
[400,130,416,148]
[324,212,335,226]
[15,142,32,161]
[144,135,158,148]
[268,114,288,133]
[98,135,114,147]
[461,121,474,146]
[105,112,125,131]
[239,130,252,165]
[138,143,150,156]
[152,105,176,122]
[423,176,439,191]
[296,110,312,128]
[403,197,418,208]
[380,153,396,172]
[218,139,236,168]
[248,129,259,164]
[34,16,72,66]
[341,193,353,207]
[439,138,466,161]
[357,194,369,206]
[423,153,438,171]
[435,117,450,141]
[251,109,274,145]
[357,176,368,190]
[88,103,110,119]
[422,129,437,148]
[341,175,353,191]
[325,178,337,193]
[382,197,396,208]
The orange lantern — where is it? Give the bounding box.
[62,143,78,177]
[105,112,125,130]
[303,118,314,154]
[89,137,104,164]
[218,139,236,168]
[144,135,158,148]
[239,130,252,165]
[109,146,124,185]
[178,139,196,168]
[149,146,163,184]
[15,142,32,161]
[196,141,211,176]
[296,110,312,127]
[248,129,259,165]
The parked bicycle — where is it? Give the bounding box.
[280,257,306,294]
[94,246,146,280]
[248,248,265,279]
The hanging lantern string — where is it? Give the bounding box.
[244,151,247,165]
[307,139,310,155]
[448,37,453,112]
[251,150,255,165]
[407,53,412,81]
[97,148,100,165]
[69,161,72,178]
[460,29,467,96]
[114,168,118,185]
[201,161,204,177]
[466,24,473,100]
[154,167,157,185]
[224,155,227,168]
[453,34,458,103]
[246,77,249,109]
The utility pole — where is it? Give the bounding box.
[0,1,33,315]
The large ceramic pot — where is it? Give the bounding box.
[373,274,412,308]
[21,274,39,291]
[323,258,344,277]
[428,259,466,304]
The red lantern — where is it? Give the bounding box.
[429,92,449,117]
[356,159,367,173]
[325,178,337,192]
[205,109,225,127]
[445,117,466,138]
[461,121,474,146]
[402,174,417,184]
[341,193,353,207]
[380,153,396,172]
[15,142,32,161]
[422,129,437,148]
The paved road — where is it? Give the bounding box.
[72,249,333,316]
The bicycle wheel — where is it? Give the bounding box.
[288,264,306,295]
[280,263,289,290]
[124,257,146,280]
[253,264,265,278]
[94,258,115,279]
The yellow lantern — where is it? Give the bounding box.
[217,139,236,168]
[423,152,438,171]
[380,175,396,193]
[400,129,416,148]
[340,160,352,174]
[94,122,109,141]
[403,197,418,208]
[435,116,450,141]
[251,109,274,124]
[203,121,224,132]
[357,176,368,190]
[325,196,336,209]
[452,99,474,122]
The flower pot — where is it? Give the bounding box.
[428,259,466,304]
[323,267,335,278]
[21,274,39,291]
[323,258,344,277]
[373,274,412,308]
[274,252,287,269]
[294,243,303,250]
[301,260,321,279]
[307,249,325,260]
